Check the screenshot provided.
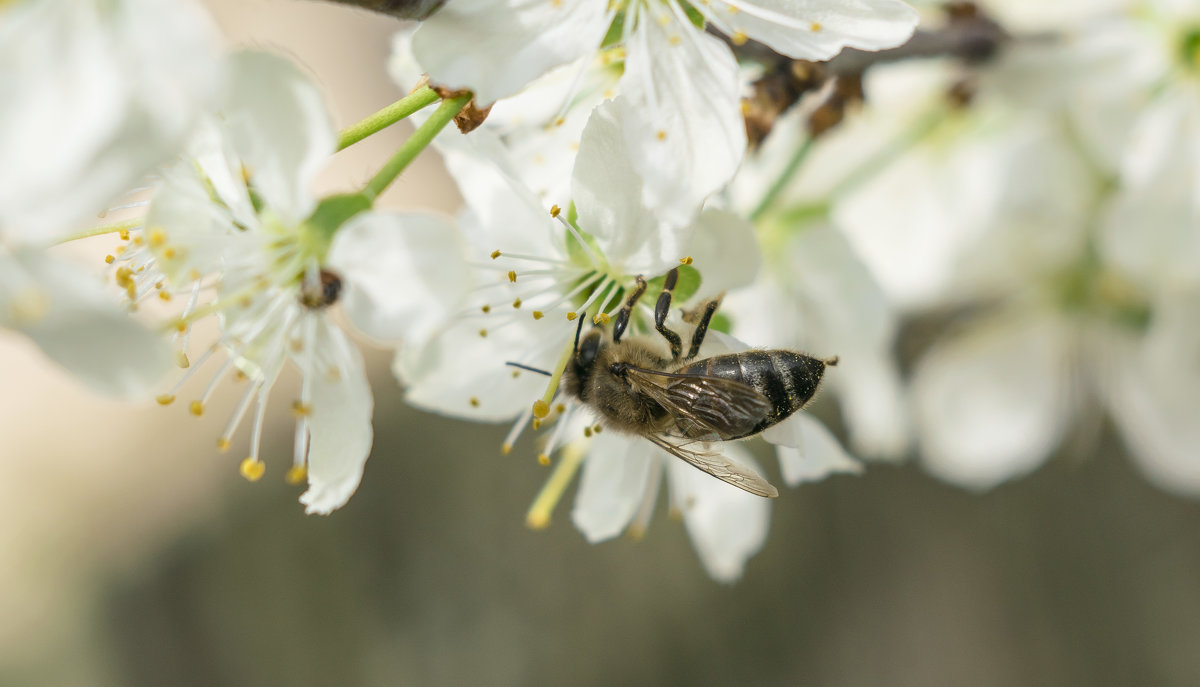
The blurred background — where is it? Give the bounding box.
[2,1,1200,686]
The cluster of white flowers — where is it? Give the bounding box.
[3,0,1198,581]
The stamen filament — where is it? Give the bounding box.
[526,441,587,529]
[54,218,143,245]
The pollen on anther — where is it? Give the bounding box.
[490,250,502,259]
[532,311,544,320]
[162,247,177,260]
[809,21,822,31]
[119,229,130,241]
[656,130,668,141]
[216,437,231,453]
[537,453,551,466]
[584,426,593,438]
[512,370,521,378]
[285,465,307,485]
[156,394,175,406]
[566,312,578,320]
[481,304,491,313]
[158,291,171,302]
[512,298,522,309]
[501,443,513,455]
[291,401,313,417]
[240,458,266,482]
[147,228,167,247]
[533,399,550,418]
[479,329,488,338]
[189,401,205,417]
[550,204,561,217]
[593,424,603,434]
[593,313,611,325]
[104,255,115,264]
[731,31,748,45]
[554,116,565,127]
[555,403,565,414]
[680,256,694,265]
[469,397,481,407]
[507,270,517,283]
[669,34,682,46]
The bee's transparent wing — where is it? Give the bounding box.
[648,435,779,498]
[624,366,772,440]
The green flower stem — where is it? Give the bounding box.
[53,218,143,244]
[750,136,816,222]
[361,93,471,202]
[335,85,440,152]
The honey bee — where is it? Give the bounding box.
[561,267,837,498]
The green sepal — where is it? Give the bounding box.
[709,312,732,335]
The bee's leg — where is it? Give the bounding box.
[684,294,722,361]
[612,275,647,343]
[654,267,683,360]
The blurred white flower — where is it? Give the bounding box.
[0,0,220,397]
[0,0,220,240]
[406,0,917,227]
[116,51,469,513]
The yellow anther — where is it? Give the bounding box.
[669,34,682,46]
[512,298,522,309]
[216,437,231,453]
[285,465,308,485]
[176,351,191,368]
[628,524,647,541]
[656,130,667,141]
[809,21,822,31]
[240,458,266,482]
[234,370,248,381]
[158,291,171,302]
[501,443,513,455]
[507,270,517,283]
[550,204,562,217]
[584,426,593,438]
[593,313,611,325]
[291,400,312,417]
[174,321,188,333]
[566,311,578,320]
[147,228,167,247]
[593,424,603,434]
[132,235,144,246]
[481,304,491,313]
[532,418,543,430]
[680,256,694,265]
[119,229,130,241]
[189,400,204,416]
[554,116,565,127]
[239,295,252,308]
[490,249,502,259]
[512,370,521,378]
[479,329,488,338]
[162,246,177,260]
[731,31,748,45]
[537,453,551,466]
[289,338,304,353]
[155,394,176,406]
[726,4,739,12]
[532,399,550,418]
[532,311,544,320]
[469,397,481,407]
[104,255,115,264]
[556,403,565,413]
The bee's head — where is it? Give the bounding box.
[565,314,606,399]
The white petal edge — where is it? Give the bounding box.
[571,433,658,543]
[769,414,862,486]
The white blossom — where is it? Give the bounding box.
[119,51,469,513]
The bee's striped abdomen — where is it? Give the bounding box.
[678,350,828,437]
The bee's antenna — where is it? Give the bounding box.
[505,361,553,376]
[572,310,587,351]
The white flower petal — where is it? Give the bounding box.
[0,0,219,241]
[410,0,609,105]
[298,319,374,514]
[912,312,1075,490]
[617,10,746,228]
[395,317,551,421]
[571,433,658,542]
[571,100,690,274]
[700,0,917,61]
[0,249,171,398]
[686,209,762,294]
[221,50,335,225]
[327,211,471,345]
[769,414,861,485]
[668,445,770,583]
[1103,296,1200,495]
